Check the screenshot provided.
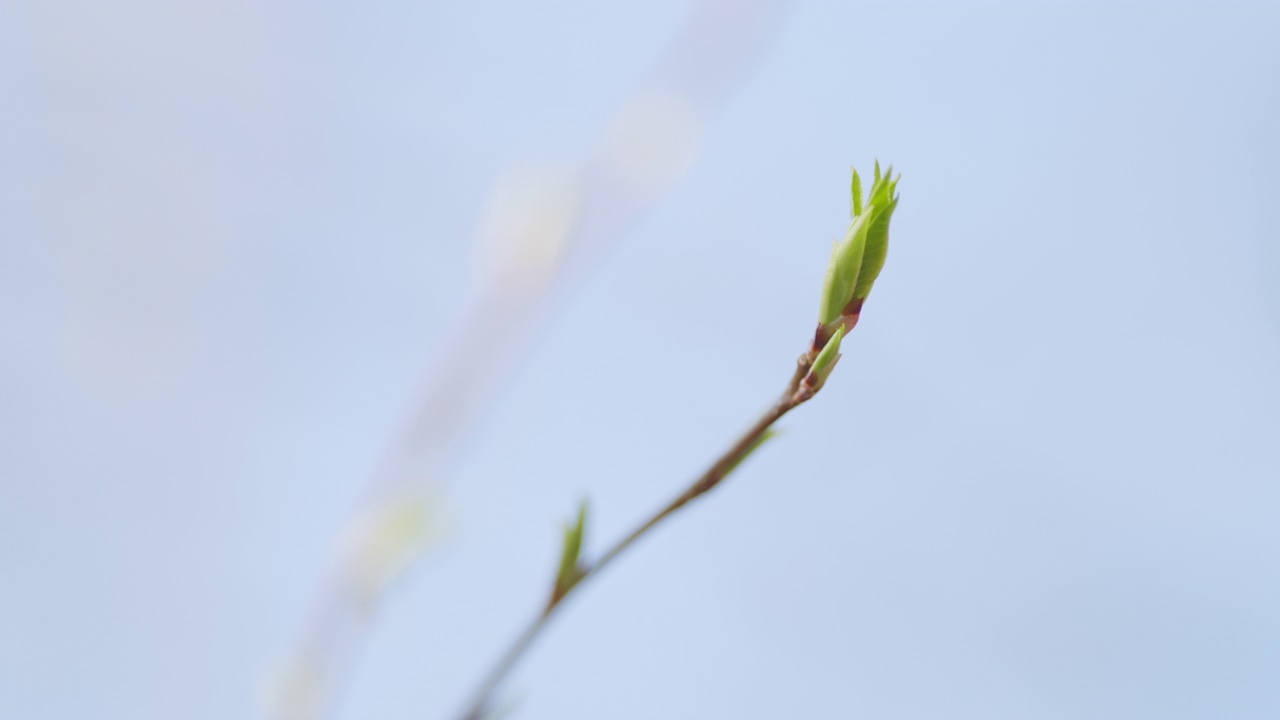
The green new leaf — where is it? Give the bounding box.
[818,164,900,327]
[553,501,588,599]
[807,324,844,389]
[850,167,863,217]
[853,168,900,301]
[817,212,871,326]
[723,428,780,477]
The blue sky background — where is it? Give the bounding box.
[2,2,1279,719]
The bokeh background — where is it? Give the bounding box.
[2,2,1279,719]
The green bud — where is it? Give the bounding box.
[817,164,900,332]
[853,165,900,302]
[552,500,588,600]
[817,212,871,327]
[805,325,844,391]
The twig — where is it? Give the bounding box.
[455,157,901,720]
[456,351,817,720]
[269,5,790,715]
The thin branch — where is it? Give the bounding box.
[453,155,901,719]
[456,350,818,720]
[269,5,789,717]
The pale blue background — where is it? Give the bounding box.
[2,2,1279,719]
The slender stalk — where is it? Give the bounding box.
[456,351,818,720]
[454,157,898,719]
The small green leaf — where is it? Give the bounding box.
[807,324,844,389]
[724,428,780,476]
[853,169,900,301]
[553,501,588,598]
[810,324,844,373]
[849,167,863,217]
[817,212,871,326]
[818,162,900,327]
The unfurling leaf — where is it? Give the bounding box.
[852,167,899,302]
[850,167,863,217]
[803,324,844,393]
[723,428,781,477]
[552,501,588,600]
[817,164,900,335]
[817,213,871,327]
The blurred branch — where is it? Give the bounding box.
[268,3,789,718]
